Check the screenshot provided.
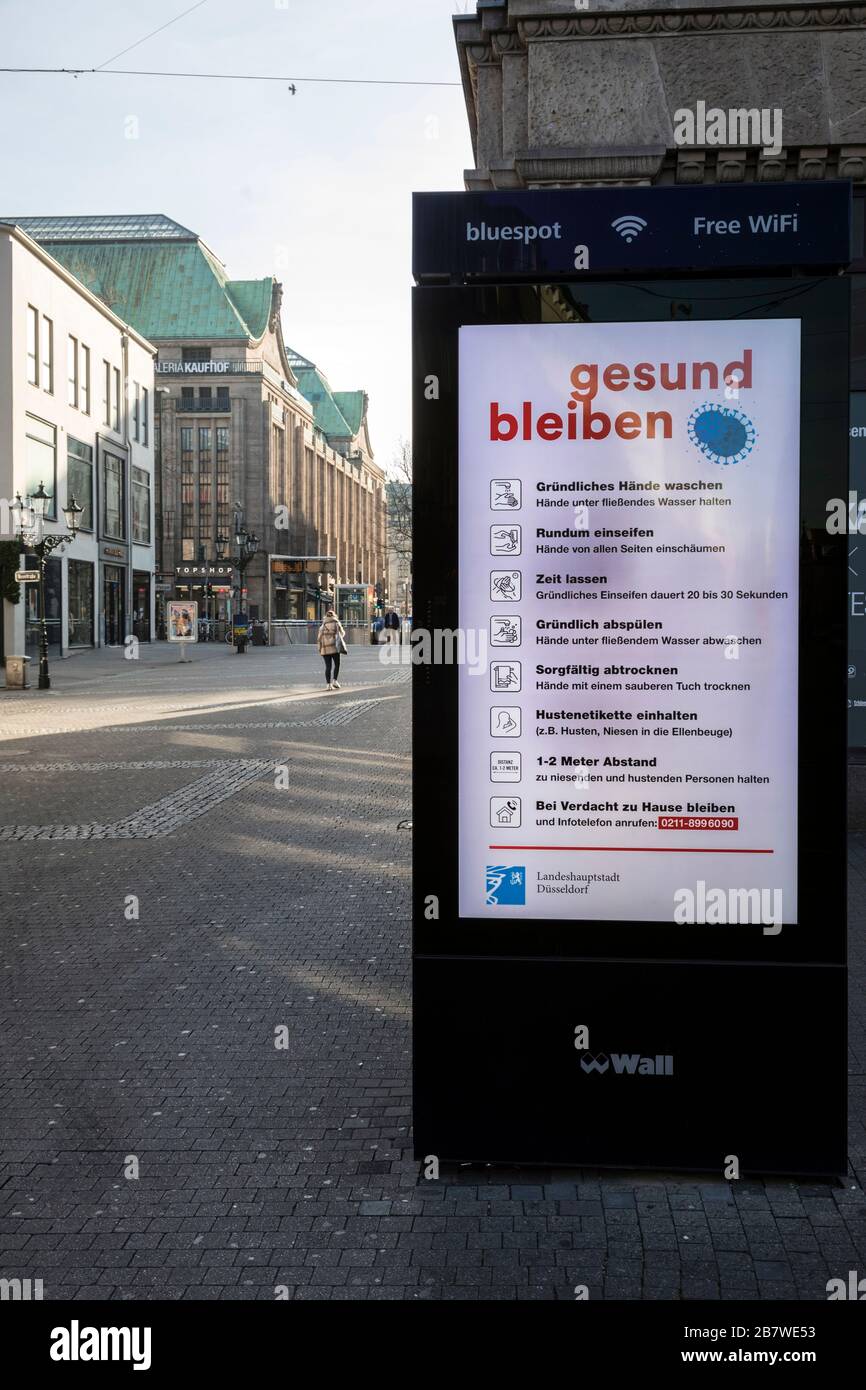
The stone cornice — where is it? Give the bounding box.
[517,5,866,41]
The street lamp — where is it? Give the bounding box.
[16,484,83,690]
[214,533,228,641]
[226,506,259,653]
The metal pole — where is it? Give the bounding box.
[235,557,246,653]
[38,550,50,689]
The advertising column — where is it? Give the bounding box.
[458,320,800,929]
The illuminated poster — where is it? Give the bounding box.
[167,600,198,641]
[458,320,800,923]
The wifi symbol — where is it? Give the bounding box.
[611,214,648,244]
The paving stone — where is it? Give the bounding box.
[0,642,864,1302]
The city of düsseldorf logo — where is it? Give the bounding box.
[688,402,756,465]
[485,865,525,905]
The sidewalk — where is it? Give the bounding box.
[0,647,863,1300]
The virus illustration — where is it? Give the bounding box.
[687,402,757,465]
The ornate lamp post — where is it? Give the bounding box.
[215,532,228,641]
[16,483,83,690]
[222,506,259,654]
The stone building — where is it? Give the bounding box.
[0,221,156,659]
[11,215,387,632]
[286,349,386,618]
[455,0,866,191]
[385,479,412,619]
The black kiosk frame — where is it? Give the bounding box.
[412,183,850,1178]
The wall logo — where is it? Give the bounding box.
[611,214,647,244]
[485,865,525,905]
[579,1052,674,1076]
[688,402,756,465]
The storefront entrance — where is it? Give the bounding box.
[68,559,95,647]
[133,572,151,642]
[102,564,125,646]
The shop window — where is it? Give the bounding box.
[67,559,94,646]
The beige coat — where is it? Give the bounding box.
[317,616,345,656]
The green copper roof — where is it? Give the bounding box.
[224,279,273,340]
[286,348,356,440]
[333,391,365,437]
[5,217,273,341]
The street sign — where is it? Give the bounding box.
[14,570,39,582]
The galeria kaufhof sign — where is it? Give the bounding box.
[413,181,851,279]
[155,360,259,374]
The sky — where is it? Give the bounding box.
[0,0,474,470]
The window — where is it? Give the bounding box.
[198,426,212,538]
[41,317,53,393]
[181,426,194,543]
[25,414,57,518]
[67,335,78,407]
[80,344,90,414]
[102,360,111,425]
[142,386,149,446]
[180,387,194,410]
[132,465,151,544]
[67,560,94,647]
[26,306,38,384]
[112,367,120,432]
[67,437,94,531]
[216,426,230,535]
[182,346,211,363]
[132,381,140,440]
[102,452,125,539]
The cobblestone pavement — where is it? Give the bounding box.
[0,641,864,1301]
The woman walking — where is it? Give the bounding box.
[317,607,346,690]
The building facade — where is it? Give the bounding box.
[385,479,412,618]
[10,216,387,634]
[454,1,866,192]
[0,223,156,661]
[454,1,866,780]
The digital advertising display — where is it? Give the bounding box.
[457,320,800,924]
[849,391,866,747]
[412,184,848,1176]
